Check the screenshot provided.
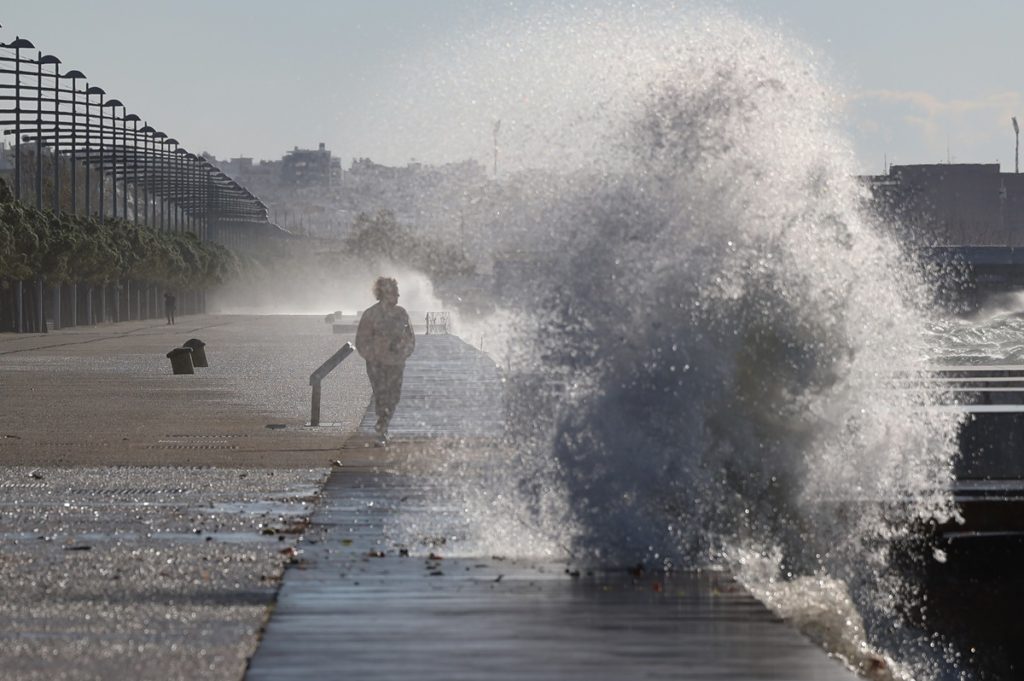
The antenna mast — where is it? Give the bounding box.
[1013,117,1020,174]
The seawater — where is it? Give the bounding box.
[380,7,983,680]
[926,296,1024,365]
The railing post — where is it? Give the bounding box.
[308,342,355,427]
[310,381,322,427]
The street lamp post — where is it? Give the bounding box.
[125,114,139,224]
[84,84,104,325]
[39,54,61,330]
[102,99,122,219]
[120,108,130,219]
[31,52,52,332]
[32,52,54,212]
[40,54,61,214]
[200,159,212,241]
[182,149,194,233]
[139,124,154,226]
[33,51,42,211]
[138,125,159,316]
[122,113,142,319]
[181,150,197,312]
[102,99,125,319]
[2,37,34,204]
[63,70,85,215]
[99,98,124,320]
[90,87,106,220]
[152,132,167,230]
[1,37,34,333]
[186,152,195,233]
[165,138,179,232]
[175,145,185,234]
[63,69,85,326]
[84,85,103,219]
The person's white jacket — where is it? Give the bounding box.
[355,302,415,365]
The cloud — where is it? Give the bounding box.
[852,89,1023,119]
[846,89,1024,166]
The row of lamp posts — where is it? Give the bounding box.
[0,29,264,334]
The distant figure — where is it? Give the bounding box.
[164,292,176,325]
[355,277,415,446]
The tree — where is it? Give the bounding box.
[343,209,476,282]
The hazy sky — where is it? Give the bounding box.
[3,1,1023,173]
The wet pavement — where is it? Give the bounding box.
[0,466,324,681]
[2,320,862,679]
[358,334,504,439]
[248,335,860,681]
[249,466,860,681]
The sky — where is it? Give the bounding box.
[3,1,1024,174]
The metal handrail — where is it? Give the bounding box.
[309,342,355,427]
[425,311,451,335]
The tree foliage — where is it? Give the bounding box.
[344,209,476,281]
[0,178,237,288]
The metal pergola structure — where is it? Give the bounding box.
[0,36,270,230]
[0,28,284,332]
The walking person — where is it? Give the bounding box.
[163,291,176,325]
[356,276,415,446]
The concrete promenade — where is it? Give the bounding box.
[248,334,861,681]
[1,317,860,680]
[0,315,368,680]
[1,315,370,467]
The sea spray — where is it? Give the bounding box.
[382,7,964,678]
[212,255,443,316]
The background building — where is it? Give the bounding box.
[865,163,1024,297]
[282,143,341,187]
[865,164,1024,247]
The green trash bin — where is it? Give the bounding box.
[183,338,208,368]
[166,347,194,375]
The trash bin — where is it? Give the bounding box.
[166,347,194,375]
[183,338,208,368]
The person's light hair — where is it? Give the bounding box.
[373,276,399,300]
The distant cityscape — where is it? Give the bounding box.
[200,143,489,239]
[7,138,1024,252]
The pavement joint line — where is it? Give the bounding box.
[0,318,235,356]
